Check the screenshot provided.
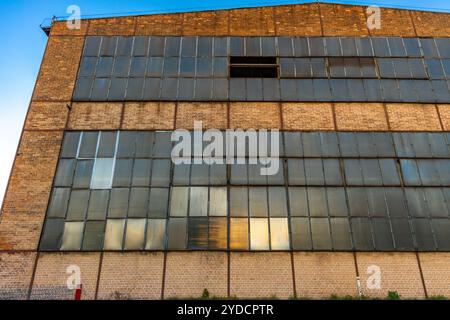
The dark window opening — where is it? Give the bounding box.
[230,56,279,78]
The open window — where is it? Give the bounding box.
[229,57,279,78]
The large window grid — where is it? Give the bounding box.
[40,131,450,252]
[73,36,450,102]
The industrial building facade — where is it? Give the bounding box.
[1,3,450,299]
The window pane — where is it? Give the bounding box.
[351,218,374,250]
[154,132,172,158]
[288,159,306,185]
[188,218,208,249]
[431,219,450,251]
[391,219,414,250]
[209,217,228,250]
[361,160,382,185]
[347,188,369,217]
[401,160,422,186]
[170,187,189,217]
[310,218,332,250]
[61,132,81,158]
[289,187,308,217]
[97,132,117,158]
[270,218,290,250]
[331,218,352,250]
[151,160,171,186]
[268,187,288,217]
[73,160,94,189]
[385,188,408,217]
[40,219,64,251]
[230,218,249,250]
[308,187,328,217]
[339,133,358,157]
[230,187,248,217]
[417,160,440,186]
[249,188,268,217]
[116,132,136,158]
[128,188,149,218]
[424,188,448,218]
[379,159,400,185]
[291,217,311,250]
[149,188,169,218]
[367,188,388,217]
[324,159,342,185]
[327,188,348,217]
[130,57,148,76]
[61,222,84,251]
[82,221,106,250]
[373,133,395,157]
[104,219,125,250]
[113,159,133,187]
[84,37,101,56]
[305,159,325,185]
[146,219,167,250]
[412,219,436,251]
[87,190,109,220]
[210,163,227,185]
[133,36,149,56]
[191,163,209,185]
[66,190,89,221]
[124,219,146,250]
[344,160,363,185]
[149,36,165,56]
[405,188,428,218]
[113,56,131,77]
[189,187,208,217]
[108,188,129,218]
[372,218,394,250]
[210,187,227,217]
[91,159,114,189]
[79,132,98,158]
[47,188,70,218]
[250,218,269,250]
[132,159,152,186]
[147,57,164,77]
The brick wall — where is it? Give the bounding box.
[230,252,294,299]
[418,253,450,297]
[68,102,123,130]
[294,252,358,298]
[97,252,164,300]
[123,102,176,130]
[164,252,228,298]
[335,103,388,131]
[0,252,36,300]
[31,253,100,300]
[356,252,426,299]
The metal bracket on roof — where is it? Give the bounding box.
[40,16,57,36]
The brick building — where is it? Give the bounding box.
[1,2,450,300]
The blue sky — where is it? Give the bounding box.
[0,0,449,203]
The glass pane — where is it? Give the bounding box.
[97,132,117,158]
[230,218,249,250]
[79,132,98,158]
[66,190,89,221]
[412,218,436,251]
[47,188,70,218]
[116,37,133,56]
[391,218,414,250]
[149,188,169,218]
[431,219,450,251]
[61,132,81,158]
[339,133,358,157]
[209,217,228,250]
[61,222,84,251]
[210,163,227,185]
[308,187,328,217]
[372,218,394,250]
[351,218,374,250]
[170,187,189,217]
[82,221,106,250]
[73,160,94,189]
[108,188,129,218]
[146,219,167,250]
[250,218,269,250]
[198,37,212,57]
[124,219,146,250]
[230,187,248,217]
[405,188,428,218]
[113,159,133,187]
[385,188,408,217]
[87,190,109,220]
[116,132,136,158]
[331,218,352,250]
[128,188,149,218]
[113,56,131,77]
[268,187,288,217]
[84,36,101,56]
[188,218,208,249]
[55,158,75,187]
[305,159,325,185]
[210,187,227,217]
[149,36,165,56]
[424,188,448,218]
[291,217,311,250]
[401,160,422,186]
[91,159,114,189]
[288,159,306,185]
[289,187,308,217]
[133,36,149,56]
[361,160,382,185]
[323,159,342,185]
[151,160,171,187]
[96,57,113,77]
[344,160,363,185]
[270,218,290,250]
[91,78,110,100]
[103,219,125,250]
[189,187,208,217]
[147,57,164,77]
[367,188,388,217]
[40,219,64,251]
[310,218,332,250]
[327,188,348,217]
[165,37,181,56]
[379,159,400,185]
[191,163,209,185]
[347,188,369,217]
[249,188,268,217]
[417,160,440,186]
[132,159,152,186]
